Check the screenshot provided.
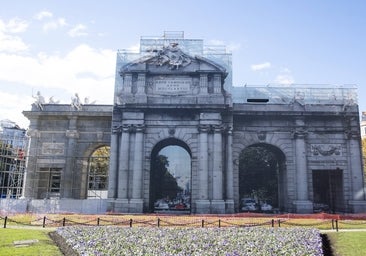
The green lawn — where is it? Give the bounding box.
[326,231,366,256]
[0,228,62,256]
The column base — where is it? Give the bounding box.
[349,200,366,213]
[225,199,235,214]
[112,199,129,213]
[195,200,211,214]
[129,199,144,213]
[211,200,225,214]
[293,200,313,213]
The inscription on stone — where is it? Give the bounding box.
[154,78,191,93]
[42,143,65,155]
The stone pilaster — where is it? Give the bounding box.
[62,117,79,198]
[346,131,366,204]
[199,74,208,94]
[107,126,120,200]
[213,74,221,94]
[123,74,132,94]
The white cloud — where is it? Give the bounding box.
[275,68,295,85]
[34,11,53,20]
[0,43,115,99]
[0,43,116,128]
[42,18,67,31]
[207,39,241,52]
[251,62,271,71]
[0,32,29,52]
[227,42,241,52]
[126,43,140,52]
[0,19,29,52]
[68,24,88,37]
[0,18,29,33]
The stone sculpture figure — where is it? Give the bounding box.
[71,93,82,110]
[32,91,45,110]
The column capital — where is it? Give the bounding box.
[345,129,360,139]
[213,124,224,133]
[292,129,307,139]
[112,125,122,134]
[135,124,145,133]
[122,124,131,133]
[198,124,210,133]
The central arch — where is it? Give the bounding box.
[239,143,287,213]
[149,138,192,213]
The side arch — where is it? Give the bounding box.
[232,131,293,212]
[79,143,110,199]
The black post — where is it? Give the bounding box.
[201,220,204,228]
[3,216,7,228]
[43,216,46,228]
[278,219,281,227]
[335,219,338,232]
[97,218,100,226]
[331,219,334,229]
[63,217,66,227]
[271,219,274,228]
[129,219,133,228]
[218,219,221,228]
[157,218,160,227]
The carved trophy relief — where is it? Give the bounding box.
[311,144,341,156]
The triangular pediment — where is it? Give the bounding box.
[121,44,227,75]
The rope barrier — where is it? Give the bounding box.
[1,215,365,231]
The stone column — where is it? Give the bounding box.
[115,125,130,212]
[130,125,145,213]
[211,125,225,213]
[212,126,223,200]
[293,120,313,213]
[225,127,234,213]
[107,127,119,199]
[196,125,210,213]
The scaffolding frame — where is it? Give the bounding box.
[0,126,28,199]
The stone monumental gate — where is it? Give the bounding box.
[22,33,366,214]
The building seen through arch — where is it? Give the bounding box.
[20,32,366,214]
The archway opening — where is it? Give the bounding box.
[150,139,191,213]
[239,144,286,213]
[312,169,343,213]
[87,146,110,199]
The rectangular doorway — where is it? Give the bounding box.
[312,169,343,213]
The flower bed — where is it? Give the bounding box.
[56,226,323,255]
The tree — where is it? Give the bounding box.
[239,146,279,206]
[150,154,182,205]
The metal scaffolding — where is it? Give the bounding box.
[0,120,28,199]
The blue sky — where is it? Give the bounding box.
[1,0,366,128]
